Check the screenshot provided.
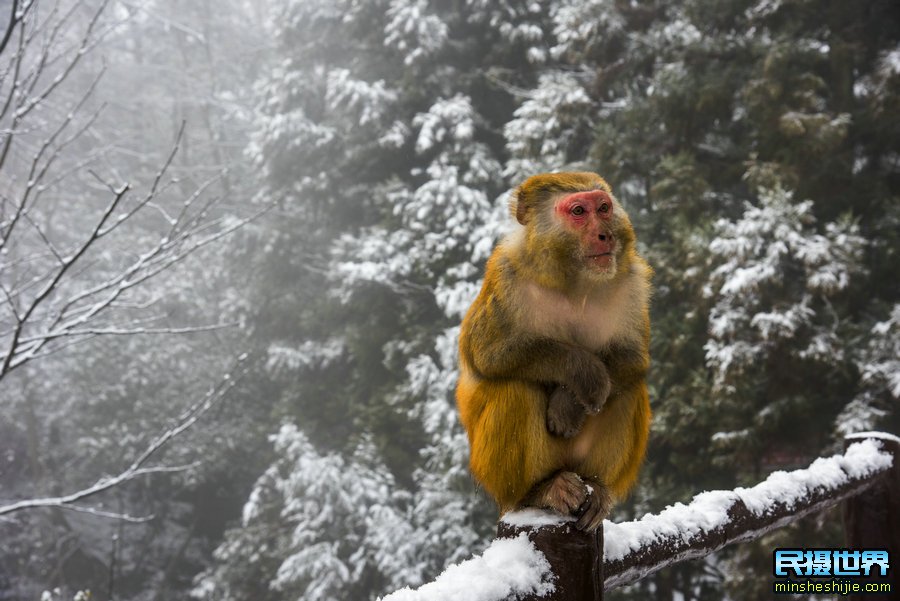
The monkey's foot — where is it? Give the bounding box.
[546,386,585,438]
[524,471,588,516]
[575,479,613,532]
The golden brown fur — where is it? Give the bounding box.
[456,171,652,531]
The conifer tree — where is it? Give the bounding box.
[201,1,899,599]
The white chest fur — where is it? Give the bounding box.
[516,267,648,351]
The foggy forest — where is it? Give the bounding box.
[0,0,897,599]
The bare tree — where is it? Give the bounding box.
[0,352,249,519]
[0,0,265,519]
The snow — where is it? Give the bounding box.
[846,431,900,444]
[711,429,749,443]
[414,96,476,153]
[603,438,893,562]
[503,71,592,181]
[326,69,396,126]
[225,424,427,597]
[838,304,900,436]
[660,18,702,46]
[550,0,624,60]
[380,120,411,148]
[384,0,449,66]
[604,490,735,562]
[881,47,900,76]
[704,187,865,388]
[434,280,480,320]
[388,439,894,597]
[501,508,573,529]
[266,338,346,372]
[241,485,264,525]
[748,0,782,18]
[379,533,554,601]
[837,397,889,437]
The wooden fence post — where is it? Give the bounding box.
[843,433,900,600]
[497,516,603,601]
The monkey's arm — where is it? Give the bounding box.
[545,312,649,437]
[602,318,650,398]
[461,307,610,412]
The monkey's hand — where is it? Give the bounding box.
[522,471,588,516]
[575,478,614,532]
[546,386,585,438]
[568,357,611,415]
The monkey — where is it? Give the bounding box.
[455,171,652,532]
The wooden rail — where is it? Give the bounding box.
[495,433,898,601]
[843,433,900,599]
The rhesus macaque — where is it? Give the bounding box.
[456,171,652,531]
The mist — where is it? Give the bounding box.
[0,1,897,600]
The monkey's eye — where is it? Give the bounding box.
[571,206,585,216]
[599,203,609,213]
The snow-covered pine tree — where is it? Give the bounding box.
[704,187,865,464]
[575,1,898,598]
[199,2,562,599]
[193,424,416,600]
[200,1,899,600]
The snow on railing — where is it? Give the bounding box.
[379,533,554,601]
[380,433,898,601]
[602,435,894,589]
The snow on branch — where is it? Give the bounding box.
[0,0,269,382]
[0,122,268,381]
[464,435,897,600]
[602,436,895,589]
[0,353,250,519]
[0,0,23,58]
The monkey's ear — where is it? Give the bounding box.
[510,190,529,225]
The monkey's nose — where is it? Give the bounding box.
[598,233,613,242]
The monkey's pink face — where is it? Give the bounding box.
[554,190,616,271]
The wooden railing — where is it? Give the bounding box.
[496,433,898,601]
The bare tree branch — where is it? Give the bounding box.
[0,0,269,535]
[18,320,237,343]
[0,0,109,174]
[14,0,109,122]
[0,182,129,377]
[0,0,21,58]
[118,0,205,43]
[0,95,270,378]
[0,76,107,253]
[0,8,26,127]
[51,504,155,523]
[0,200,269,374]
[0,354,250,519]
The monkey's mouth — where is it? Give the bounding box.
[586,253,613,269]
